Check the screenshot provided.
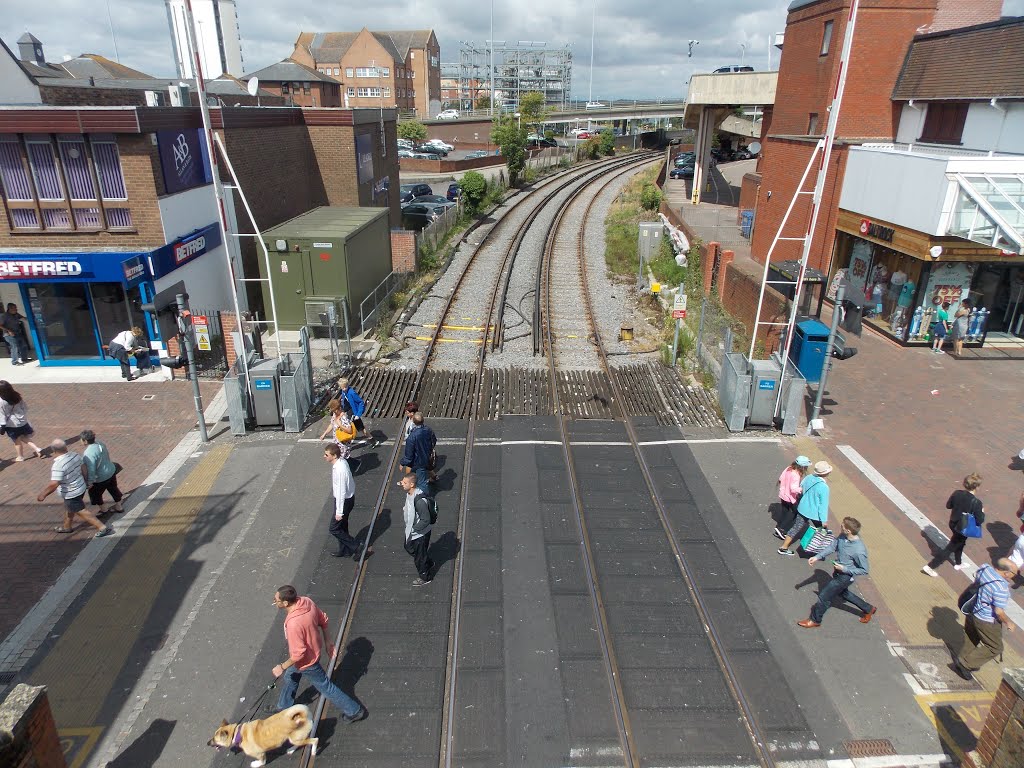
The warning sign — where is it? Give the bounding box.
[671,292,687,319]
[193,315,211,351]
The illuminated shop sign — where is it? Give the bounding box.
[0,260,84,278]
[148,223,222,278]
[860,218,895,243]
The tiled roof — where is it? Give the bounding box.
[298,28,433,64]
[60,55,157,81]
[893,17,1024,100]
[245,60,339,83]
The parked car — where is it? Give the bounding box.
[713,65,754,73]
[528,137,557,149]
[465,150,490,159]
[399,183,433,204]
[675,152,696,166]
[585,102,606,109]
[569,128,591,139]
[398,149,416,158]
[413,151,441,160]
[397,138,414,148]
[423,139,454,152]
[733,148,754,160]
[447,182,460,201]
[415,142,448,156]
[669,165,695,179]
[402,203,449,230]
[436,109,460,120]
[408,194,455,208]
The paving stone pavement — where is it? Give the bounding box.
[0,379,221,643]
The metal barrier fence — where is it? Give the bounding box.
[223,355,251,436]
[680,294,751,382]
[417,202,461,253]
[360,271,407,335]
[279,326,314,433]
[188,308,230,379]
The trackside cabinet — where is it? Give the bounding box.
[748,357,781,426]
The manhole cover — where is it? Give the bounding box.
[844,739,897,758]
[894,644,983,692]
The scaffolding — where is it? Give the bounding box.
[458,41,572,112]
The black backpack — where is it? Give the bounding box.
[412,495,438,534]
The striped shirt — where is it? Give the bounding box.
[972,564,1010,624]
[51,451,87,500]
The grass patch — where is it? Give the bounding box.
[604,165,663,278]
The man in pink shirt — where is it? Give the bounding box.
[271,585,366,722]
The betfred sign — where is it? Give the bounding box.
[174,236,206,264]
[859,218,895,243]
[0,260,84,279]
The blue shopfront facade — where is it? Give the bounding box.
[0,223,220,366]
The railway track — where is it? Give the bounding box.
[297,152,756,767]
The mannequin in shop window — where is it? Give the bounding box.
[888,267,907,318]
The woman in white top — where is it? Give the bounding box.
[0,380,43,461]
[108,326,143,381]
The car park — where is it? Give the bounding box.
[422,139,453,153]
[669,165,695,179]
[401,203,449,230]
[407,194,455,208]
[674,153,696,166]
[436,109,460,120]
[400,183,433,202]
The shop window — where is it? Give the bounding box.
[807,113,819,134]
[920,102,968,145]
[820,20,834,56]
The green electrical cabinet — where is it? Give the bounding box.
[259,207,392,332]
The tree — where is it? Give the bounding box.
[598,129,616,156]
[518,91,546,132]
[458,171,488,214]
[475,94,492,110]
[398,121,427,141]
[491,115,527,186]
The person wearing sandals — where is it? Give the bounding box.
[0,380,43,462]
[37,439,113,538]
[774,455,811,540]
[81,429,124,515]
[778,461,832,556]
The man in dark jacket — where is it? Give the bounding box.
[401,412,436,493]
[2,303,26,365]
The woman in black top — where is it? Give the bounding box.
[921,472,984,577]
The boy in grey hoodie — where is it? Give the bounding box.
[797,516,876,628]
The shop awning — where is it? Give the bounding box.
[947,173,1024,255]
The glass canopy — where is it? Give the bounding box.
[948,173,1024,254]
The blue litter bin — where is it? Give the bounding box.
[740,209,755,239]
[789,319,831,383]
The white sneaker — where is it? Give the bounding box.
[921,565,938,577]
[953,564,963,571]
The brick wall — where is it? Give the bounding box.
[0,133,166,250]
[966,668,1024,768]
[748,137,849,273]
[390,230,417,272]
[738,172,761,224]
[0,684,66,768]
[720,258,790,354]
[40,86,147,106]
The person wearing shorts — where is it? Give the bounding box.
[37,439,112,537]
[931,301,951,354]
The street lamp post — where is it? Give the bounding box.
[489,0,494,117]
[740,43,747,66]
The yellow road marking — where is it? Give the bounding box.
[60,726,103,768]
[914,691,993,765]
[414,336,486,344]
[422,323,494,331]
[29,444,233,731]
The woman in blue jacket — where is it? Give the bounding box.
[335,377,374,443]
[778,461,832,556]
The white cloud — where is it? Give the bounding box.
[4,0,1022,100]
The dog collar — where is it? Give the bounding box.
[231,725,243,751]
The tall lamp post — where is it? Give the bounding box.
[740,43,747,67]
[489,0,494,117]
[588,0,596,130]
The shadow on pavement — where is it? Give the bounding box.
[429,530,460,576]
[926,605,966,649]
[108,717,176,767]
[933,704,975,763]
[985,520,1016,559]
[337,636,374,706]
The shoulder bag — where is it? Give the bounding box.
[958,579,998,615]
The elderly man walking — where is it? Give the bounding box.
[951,558,1018,681]
[38,439,113,537]
[81,429,124,515]
[324,443,372,561]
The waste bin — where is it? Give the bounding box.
[789,319,830,383]
[740,209,755,239]
[748,357,782,426]
[250,358,282,427]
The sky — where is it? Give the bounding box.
[4,1,1024,101]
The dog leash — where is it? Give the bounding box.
[236,674,282,728]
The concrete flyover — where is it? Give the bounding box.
[684,71,777,204]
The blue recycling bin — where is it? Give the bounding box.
[789,319,830,383]
[740,209,755,239]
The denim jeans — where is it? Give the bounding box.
[810,572,872,624]
[276,660,361,718]
[414,466,430,494]
[4,333,22,363]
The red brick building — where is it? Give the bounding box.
[747,0,1002,273]
[242,60,342,107]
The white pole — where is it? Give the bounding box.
[180,0,255,396]
[589,1,596,105]
[489,0,494,116]
[774,0,862,416]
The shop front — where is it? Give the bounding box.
[0,253,158,366]
[827,210,1024,345]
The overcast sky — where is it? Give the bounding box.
[4,1,1024,100]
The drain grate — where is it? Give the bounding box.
[844,739,897,758]
[0,671,16,685]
